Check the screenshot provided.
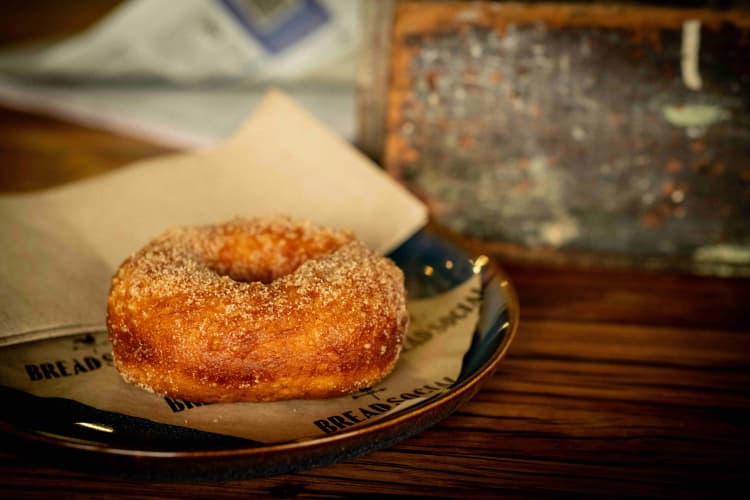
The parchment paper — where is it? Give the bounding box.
[0,89,427,346]
[0,89,486,443]
[0,275,481,443]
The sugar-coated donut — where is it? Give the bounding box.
[106,217,408,403]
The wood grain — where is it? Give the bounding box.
[1,4,749,497]
[1,308,748,496]
[0,107,173,192]
[0,0,121,46]
[1,105,748,493]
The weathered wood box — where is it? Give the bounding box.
[360,2,750,276]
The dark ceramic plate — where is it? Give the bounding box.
[0,229,519,480]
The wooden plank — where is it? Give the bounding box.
[0,107,173,192]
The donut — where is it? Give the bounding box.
[106,217,408,403]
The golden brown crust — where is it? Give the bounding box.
[106,216,408,403]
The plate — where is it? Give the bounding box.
[0,229,519,479]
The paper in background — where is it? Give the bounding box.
[0,89,427,347]
[0,0,362,146]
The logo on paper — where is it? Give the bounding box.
[351,386,386,401]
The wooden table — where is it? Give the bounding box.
[1,4,750,495]
[2,101,750,499]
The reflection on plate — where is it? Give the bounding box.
[0,229,519,479]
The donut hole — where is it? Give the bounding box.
[209,261,294,285]
[205,248,300,285]
[185,220,354,285]
[206,236,344,285]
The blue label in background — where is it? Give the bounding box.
[220,0,330,54]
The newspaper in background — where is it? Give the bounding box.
[0,0,362,147]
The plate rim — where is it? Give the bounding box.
[0,233,520,471]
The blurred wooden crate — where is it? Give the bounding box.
[359,1,750,276]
